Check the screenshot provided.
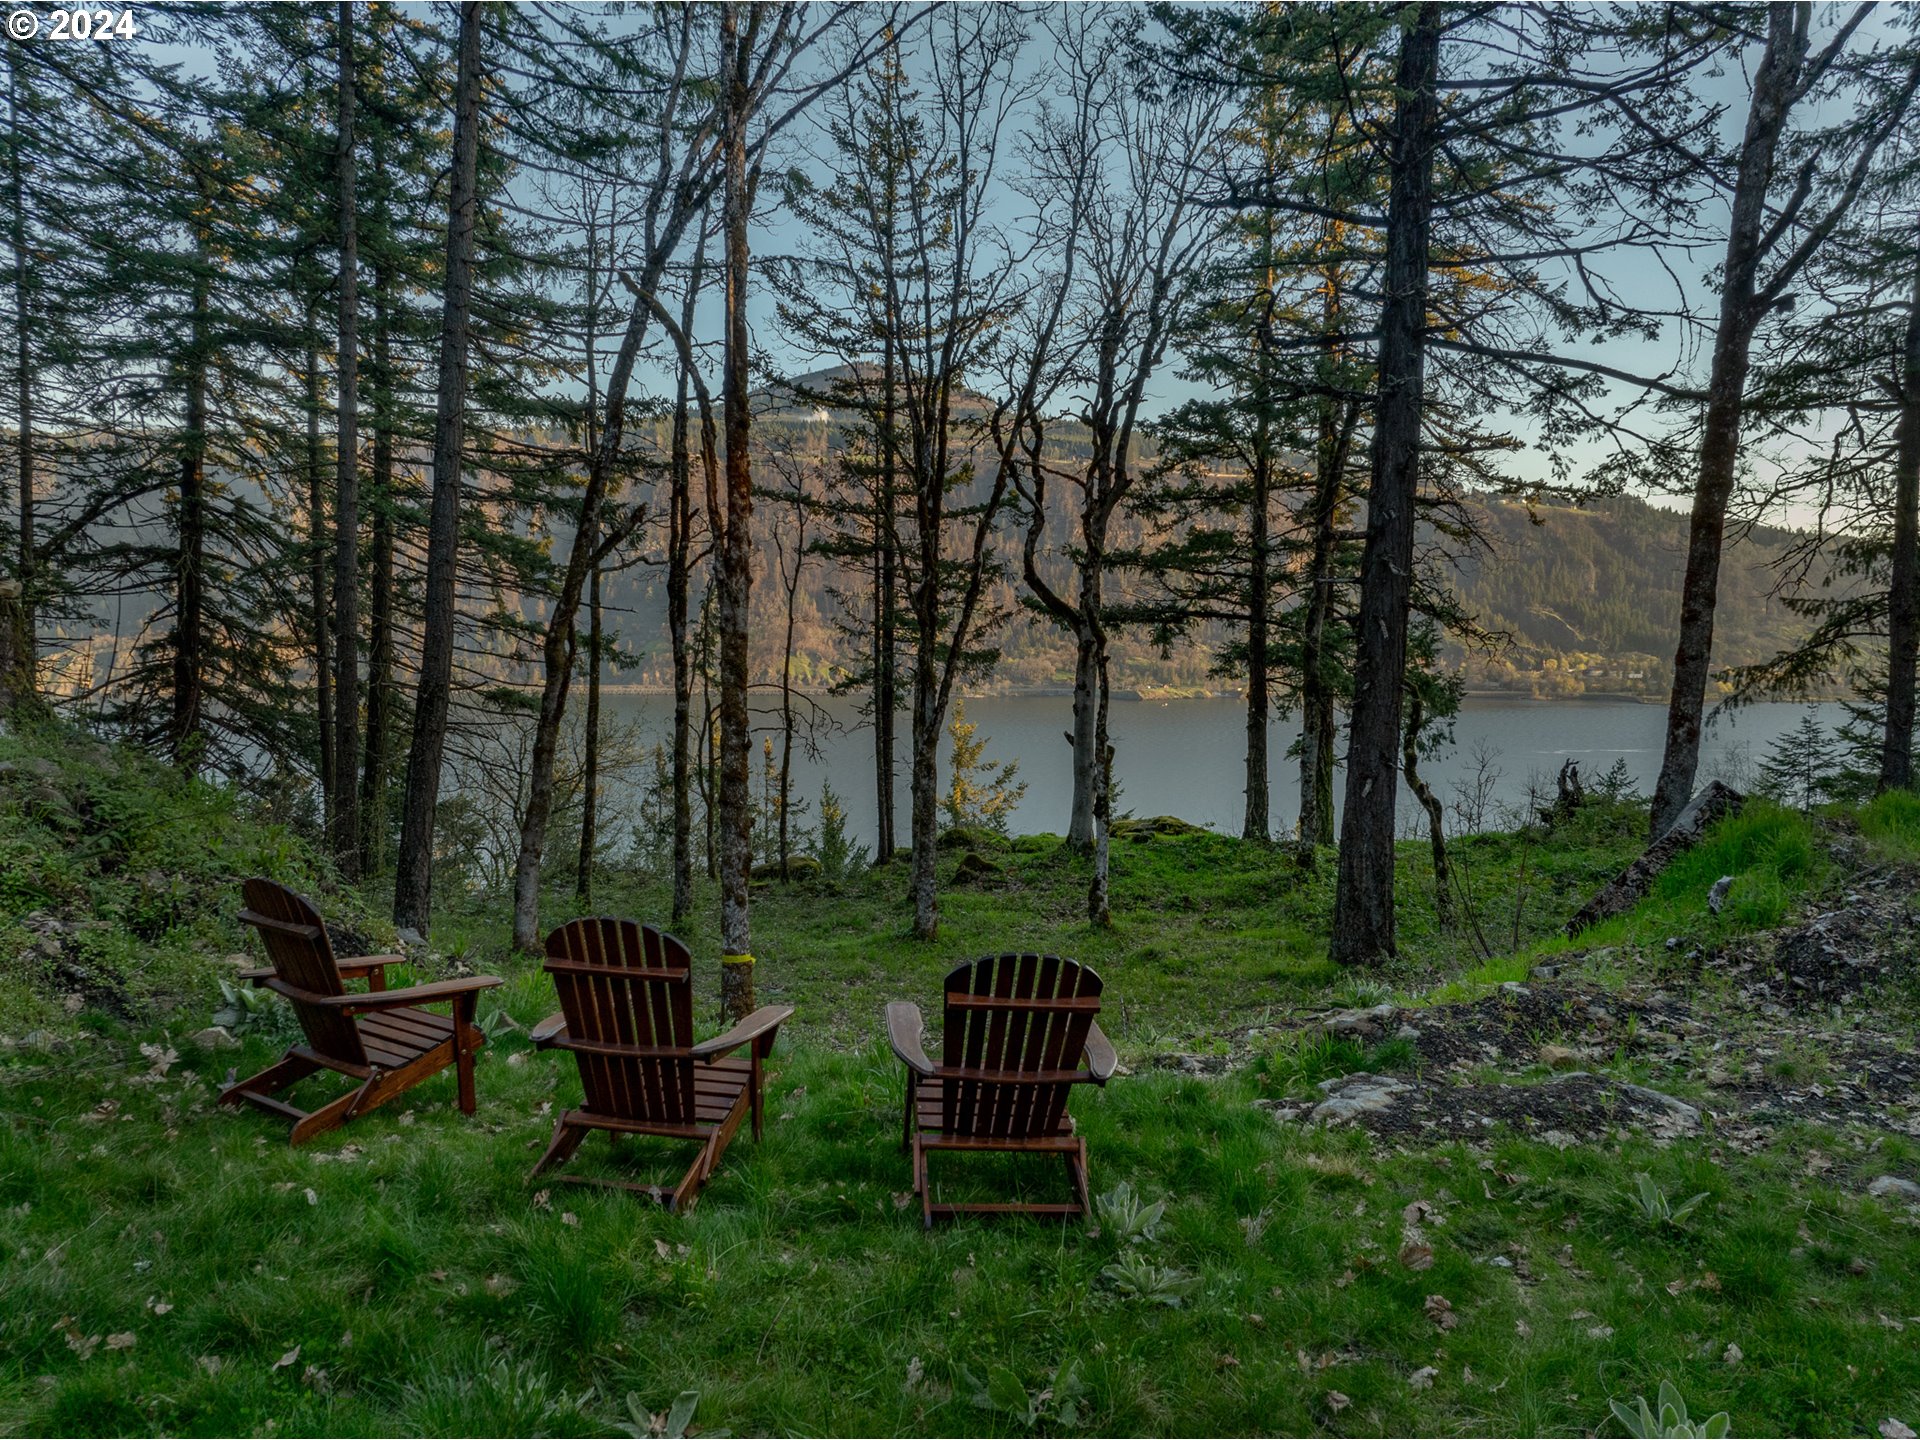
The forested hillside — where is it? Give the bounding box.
[557,487,1826,702]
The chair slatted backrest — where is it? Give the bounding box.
[240,878,365,1067]
[545,919,696,1125]
[938,953,1102,1141]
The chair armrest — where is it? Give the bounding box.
[690,1004,795,1061]
[242,957,404,986]
[529,1011,569,1048]
[886,1001,935,1078]
[332,975,503,1011]
[1084,1020,1118,1083]
[338,954,406,975]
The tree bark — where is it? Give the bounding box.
[1881,236,1920,792]
[1649,5,1805,838]
[715,2,755,1018]
[1243,452,1270,843]
[1298,395,1355,849]
[577,555,602,902]
[359,250,394,872]
[1330,6,1440,966]
[669,321,696,925]
[9,59,33,679]
[172,215,211,770]
[330,1,362,878]
[306,337,332,812]
[1401,687,1452,932]
[394,1,482,934]
[875,340,898,860]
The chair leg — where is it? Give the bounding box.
[452,994,478,1115]
[914,1133,934,1231]
[290,1084,369,1147]
[900,1074,915,1153]
[529,1118,589,1181]
[220,1050,320,1108]
[1066,1137,1092,1218]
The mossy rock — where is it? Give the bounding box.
[1110,814,1206,841]
[951,851,1004,885]
[1012,833,1059,854]
[750,856,823,882]
[938,824,1009,852]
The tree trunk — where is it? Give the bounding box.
[875,342,898,860]
[1401,687,1452,932]
[1243,454,1270,843]
[669,337,696,924]
[909,659,940,939]
[172,214,210,770]
[9,59,32,678]
[1649,5,1803,838]
[1298,395,1353,849]
[1088,639,1113,926]
[330,1,362,878]
[306,338,332,812]
[1881,237,1920,792]
[359,252,394,872]
[716,2,755,1018]
[1067,623,1100,848]
[577,556,602,902]
[1330,6,1440,966]
[394,1,482,935]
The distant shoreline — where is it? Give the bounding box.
[590,685,1847,706]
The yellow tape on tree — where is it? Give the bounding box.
[721,953,755,966]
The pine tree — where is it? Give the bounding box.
[942,700,1026,836]
[1757,709,1840,811]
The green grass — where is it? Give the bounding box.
[6,725,1920,1435]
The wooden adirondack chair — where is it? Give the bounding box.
[887,953,1117,1228]
[529,917,793,1211]
[222,878,503,1145]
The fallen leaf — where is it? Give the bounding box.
[892,1192,914,1210]
[105,1332,136,1351]
[1335,1268,1356,1288]
[197,1355,224,1376]
[304,1188,318,1207]
[1723,1343,1742,1366]
[1326,1390,1351,1413]
[1217,1353,1240,1371]
[1403,1199,1437,1224]
[1424,1294,1458,1331]
[1515,1318,1532,1338]
[561,1212,579,1227]
[1879,1421,1916,1439]
[531,1190,552,1212]
[1587,1325,1614,1339]
[1408,1366,1438,1390]
[655,1238,673,1260]
[272,1345,301,1372]
[1398,1242,1434,1271]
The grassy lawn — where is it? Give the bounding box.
[4,725,1920,1436]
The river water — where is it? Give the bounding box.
[598,692,1848,846]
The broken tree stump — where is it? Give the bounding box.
[1564,780,1744,938]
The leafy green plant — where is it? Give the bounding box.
[1609,1380,1730,1438]
[210,978,297,1041]
[1094,1181,1166,1245]
[1629,1172,1711,1227]
[619,1389,704,1439]
[959,1358,1089,1431]
[1100,1251,1195,1307]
